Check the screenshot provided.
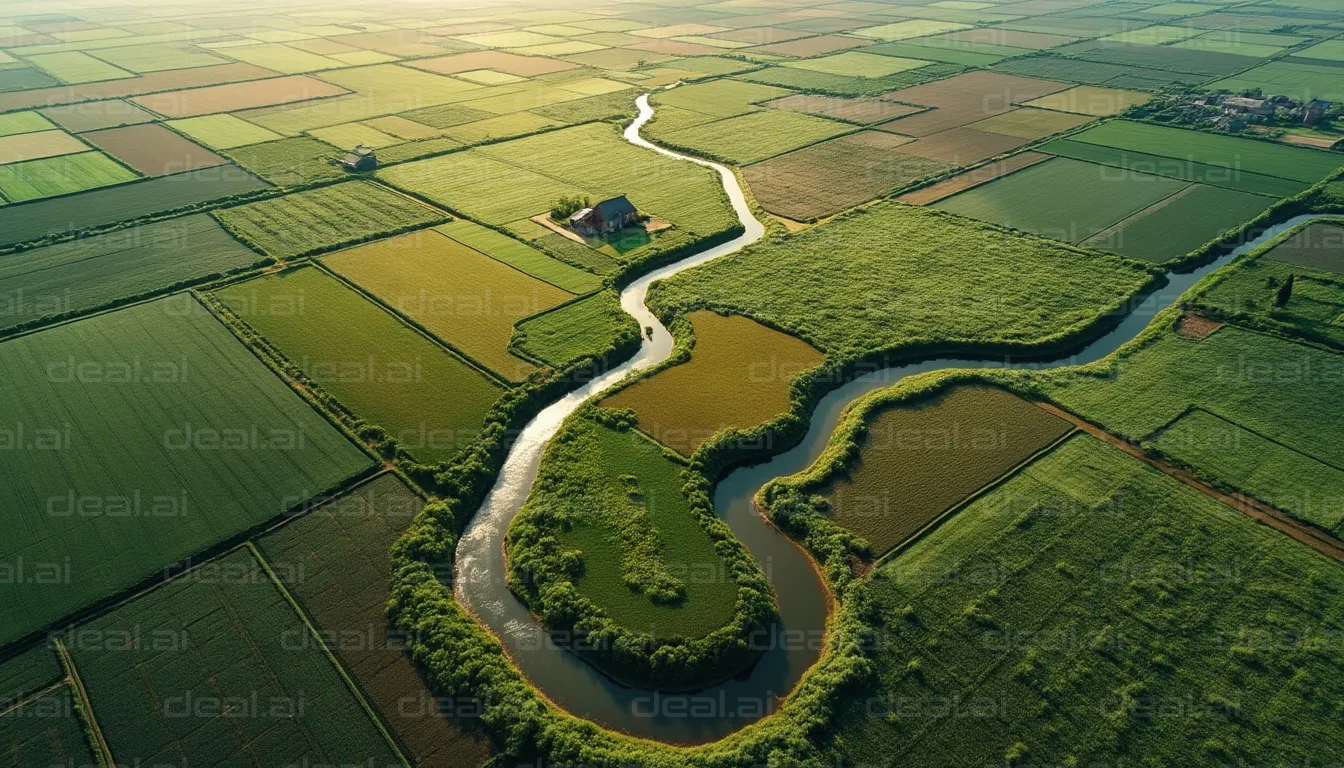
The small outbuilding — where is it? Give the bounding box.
[342,144,377,172]
[570,195,639,235]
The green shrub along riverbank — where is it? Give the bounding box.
[505,407,776,689]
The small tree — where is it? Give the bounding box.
[1275,273,1295,307]
[549,195,590,221]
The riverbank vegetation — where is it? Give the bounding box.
[505,408,774,688]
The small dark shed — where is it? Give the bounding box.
[342,145,377,171]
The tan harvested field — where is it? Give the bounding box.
[745,130,949,220]
[322,230,572,381]
[601,311,825,455]
[0,62,275,112]
[877,71,1070,136]
[924,27,1078,49]
[747,34,872,57]
[81,123,226,176]
[0,129,89,165]
[898,127,1029,164]
[967,107,1094,139]
[707,27,813,45]
[1022,85,1152,116]
[330,29,453,56]
[766,94,924,124]
[897,150,1050,204]
[130,74,351,118]
[819,385,1074,555]
[408,50,577,76]
[39,99,155,132]
[625,38,724,56]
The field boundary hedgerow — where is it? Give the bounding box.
[51,638,113,768]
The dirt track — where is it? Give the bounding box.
[1037,402,1344,565]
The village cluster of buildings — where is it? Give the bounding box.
[1191,93,1338,132]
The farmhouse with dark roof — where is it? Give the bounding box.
[569,195,639,235]
[342,145,377,172]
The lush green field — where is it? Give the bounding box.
[1214,60,1344,102]
[1082,184,1275,263]
[215,267,504,465]
[0,165,270,247]
[0,686,96,766]
[383,122,737,244]
[1263,222,1344,273]
[1065,121,1344,186]
[323,229,572,380]
[651,201,1156,358]
[0,644,63,710]
[509,412,739,638]
[222,136,347,186]
[70,548,401,766]
[168,114,285,149]
[815,386,1073,554]
[257,474,491,767]
[993,55,1210,89]
[1042,326,1344,469]
[1154,409,1344,533]
[436,218,602,294]
[0,296,371,646]
[1040,138,1308,198]
[213,180,447,259]
[782,51,932,78]
[0,151,137,202]
[652,109,854,164]
[603,311,825,455]
[832,434,1344,765]
[0,213,261,333]
[513,290,638,368]
[652,79,791,118]
[935,157,1190,244]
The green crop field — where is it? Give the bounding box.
[0,644,62,705]
[0,111,57,137]
[167,114,285,149]
[215,267,504,465]
[0,213,260,333]
[603,311,825,455]
[0,151,136,202]
[652,79,792,118]
[814,386,1073,554]
[257,474,491,767]
[1154,409,1344,534]
[513,290,638,368]
[69,548,401,766]
[934,156,1191,244]
[213,180,447,259]
[0,686,96,766]
[1064,121,1344,186]
[323,229,572,380]
[832,434,1344,765]
[510,412,739,638]
[223,136,347,186]
[1082,184,1275,263]
[652,109,854,164]
[0,296,370,646]
[1214,60,1344,102]
[384,123,737,242]
[651,201,1155,358]
[436,218,602,294]
[1040,138,1308,198]
[0,164,270,247]
[1042,326,1344,471]
[783,51,932,78]
[1262,222,1344,273]
[993,55,1209,89]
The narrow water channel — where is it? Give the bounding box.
[453,91,1329,744]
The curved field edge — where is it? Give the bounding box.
[376,106,1344,765]
[503,404,778,691]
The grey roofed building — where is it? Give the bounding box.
[570,195,639,234]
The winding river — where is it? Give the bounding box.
[454,91,1329,745]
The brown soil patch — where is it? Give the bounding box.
[530,213,586,243]
[744,131,949,221]
[707,27,814,45]
[130,74,350,118]
[1174,313,1223,340]
[747,34,872,57]
[897,150,1050,205]
[766,93,924,124]
[40,99,156,133]
[81,123,226,176]
[0,63,276,112]
[897,127,1029,164]
[625,39,724,56]
[407,50,577,77]
[877,71,1070,137]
